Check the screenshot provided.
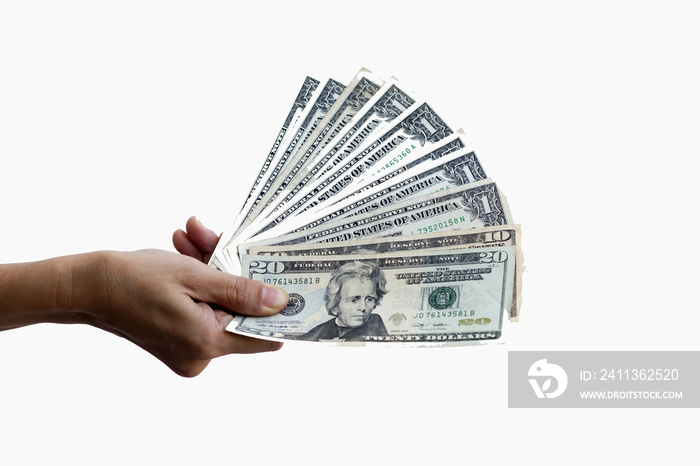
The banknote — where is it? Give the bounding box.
[206,69,524,343]
[232,78,346,232]
[235,87,425,243]
[230,244,516,344]
[248,224,520,257]
[247,225,523,321]
[239,101,455,240]
[257,136,484,236]
[209,76,320,271]
[212,78,346,272]
[262,78,418,210]
[236,178,512,259]
[237,76,321,220]
[238,69,386,230]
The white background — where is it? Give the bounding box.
[1,1,698,464]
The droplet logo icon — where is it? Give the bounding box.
[528,359,568,399]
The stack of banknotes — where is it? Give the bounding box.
[209,68,523,345]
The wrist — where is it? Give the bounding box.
[60,251,114,325]
[0,251,114,330]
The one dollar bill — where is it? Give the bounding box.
[236,178,512,257]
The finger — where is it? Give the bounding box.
[225,333,284,355]
[172,229,203,261]
[185,263,289,316]
[185,216,220,255]
[204,305,284,357]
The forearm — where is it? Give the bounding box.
[0,252,105,331]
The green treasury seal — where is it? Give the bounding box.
[428,287,457,310]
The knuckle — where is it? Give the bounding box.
[225,276,261,312]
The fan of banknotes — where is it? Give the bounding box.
[209,68,523,345]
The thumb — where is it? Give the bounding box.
[186,263,289,316]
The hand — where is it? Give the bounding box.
[87,249,287,377]
[0,217,285,377]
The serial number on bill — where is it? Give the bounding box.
[414,310,491,323]
[264,277,321,285]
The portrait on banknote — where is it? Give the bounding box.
[294,260,389,341]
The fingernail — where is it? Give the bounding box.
[261,285,288,312]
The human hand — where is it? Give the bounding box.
[83,249,287,377]
[0,217,285,377]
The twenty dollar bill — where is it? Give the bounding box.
[229,244,516,345]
